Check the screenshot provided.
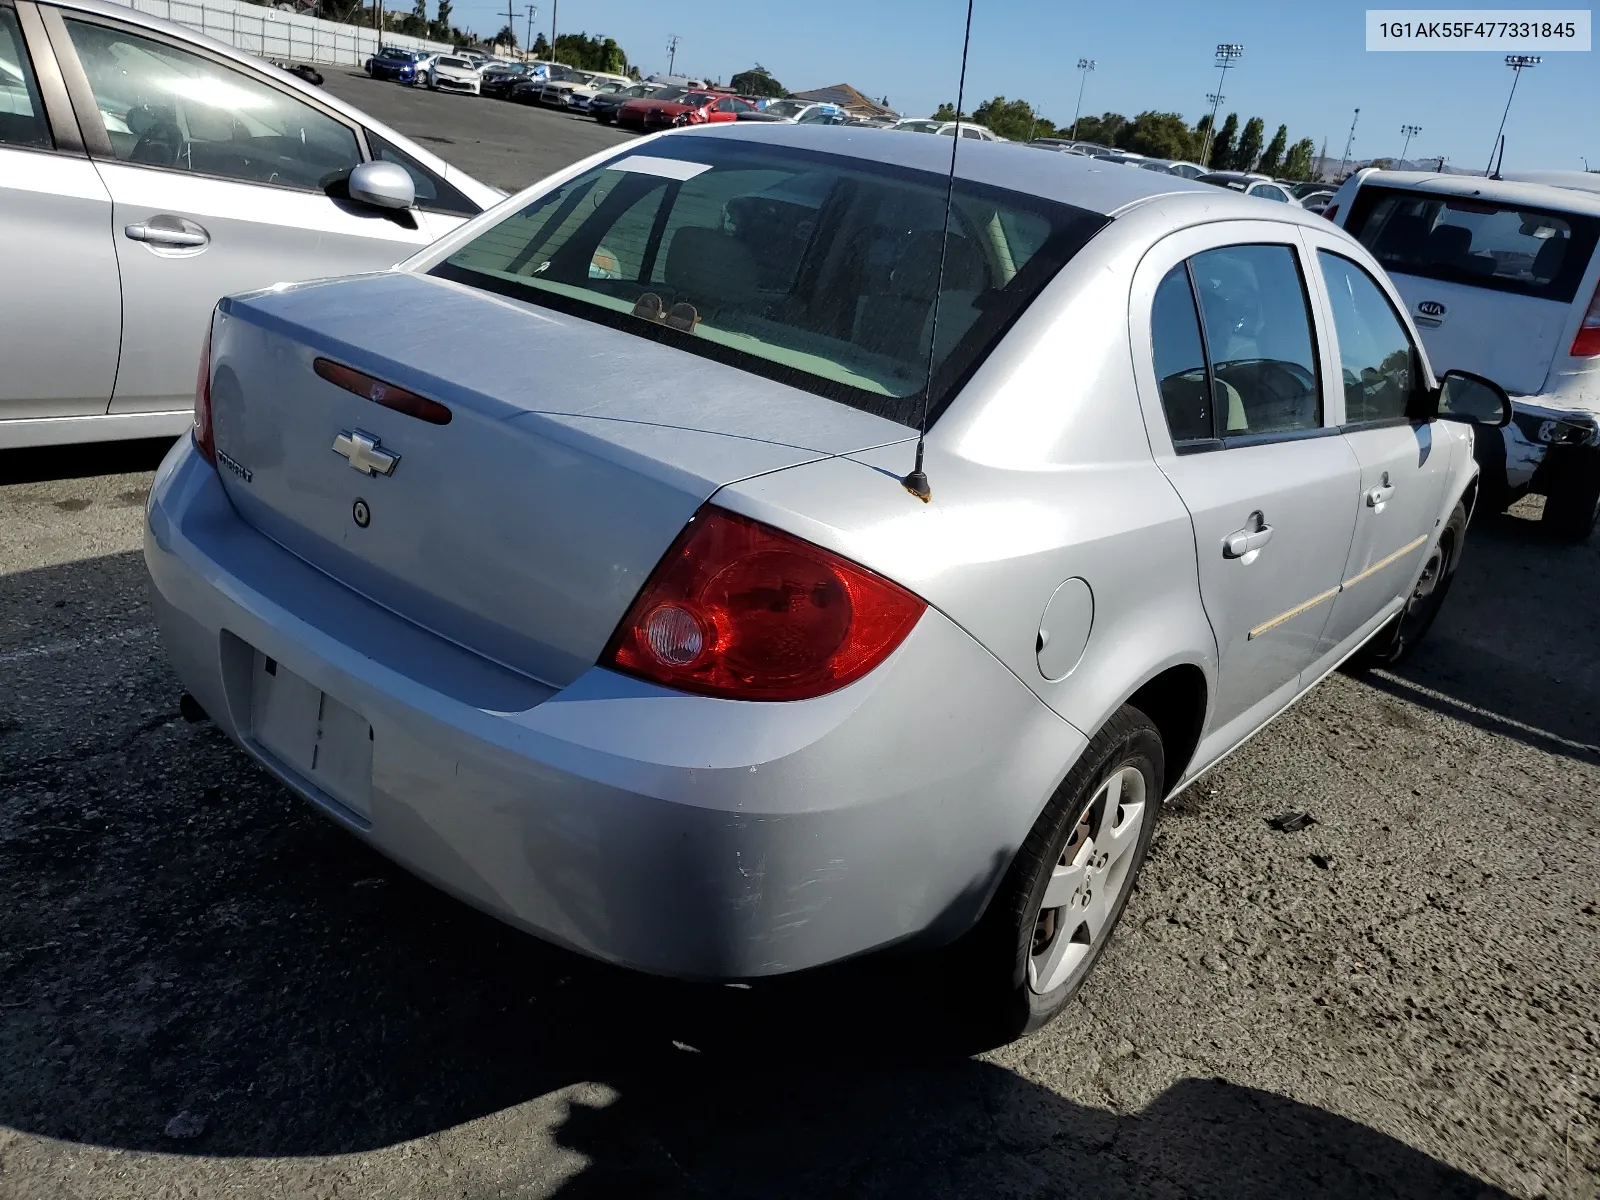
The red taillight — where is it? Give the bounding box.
[313,357,453,424]
[603,507,926,701]
[192,319,215,464]
[1571,281,1600,357]
[1322,204,1339,222]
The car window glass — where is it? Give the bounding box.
[0,8,51,150]
[1318,251,1418,425]
[366,131,479,217]
[437,139,1108,426]
[1252,185,1289,203]
[65,19,359,190]
[1351,186,1597,303]
[1188,244,1321,436]
[1151,264,1214,443]
[715,97,737,113]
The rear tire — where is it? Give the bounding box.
[1540,446,1600,543]
[1351,500,1467,668]
[953,706,1164,1043]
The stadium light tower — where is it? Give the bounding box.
[1399,124,1421,164]
[1200,44,1244,165]
[1488,55,1540,174]
[1070,58,1096,139]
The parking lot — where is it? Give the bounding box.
[2,74,1598,1200]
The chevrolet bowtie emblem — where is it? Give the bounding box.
[332,430,400,477]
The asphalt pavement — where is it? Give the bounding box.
[0,76,1597,1200]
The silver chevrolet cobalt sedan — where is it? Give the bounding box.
[145,125,1511,1039]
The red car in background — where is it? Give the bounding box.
[616,88,757,132]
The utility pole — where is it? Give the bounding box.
[1070,58,1095,140]
[1488,55,1540,175]
[374,0,381,32]
[1317,136,1327,180]
[549,0,557,57]
[666,33,680,77]
[524,3,536,59]
[1200,44,1243,166]
[504,0,513,51]
[1339,107,1360,177]
[1399,123,1421,165]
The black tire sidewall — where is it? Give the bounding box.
[1354,500,1467,668]
[964,707,1166,1041]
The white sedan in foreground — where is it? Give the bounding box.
[0,0,499,450]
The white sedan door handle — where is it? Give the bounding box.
[1367,484,1396,510]
[125,219,209,248]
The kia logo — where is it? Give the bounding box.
[1418,300,1447,318]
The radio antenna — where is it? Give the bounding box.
[900,0,975,503]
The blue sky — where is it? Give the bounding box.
[452,0,1598,171]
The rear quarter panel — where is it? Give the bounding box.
[715,220,1219,782]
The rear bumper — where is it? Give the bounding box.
[145,439,1084,979]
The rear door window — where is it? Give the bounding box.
[1188,244,1323,438]
[1350,185,1600,303]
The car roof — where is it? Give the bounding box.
[663,123,1334,222]
[46,0,501,205]
[1350,169,1600,218]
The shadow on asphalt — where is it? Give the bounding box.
[0,554,1544,1197]
[0,708,1511,1197]
[1366,508,1600,764]
[0,437,176,486]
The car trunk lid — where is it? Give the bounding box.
[208,271,911,688]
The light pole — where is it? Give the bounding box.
[1488,55,1540,174]
[666,33,680,76]
[1399,123,1421,164]
[1339,107,1360,176]
[1070,58,1095,140]
[1200,44,1243,166]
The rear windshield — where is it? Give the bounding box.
[432,138,1107,426]
[1349,185,1600,304]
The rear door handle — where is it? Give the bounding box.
[1224,520,1274,559]
[125,219,209,248]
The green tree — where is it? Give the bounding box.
[549,32,628,72]
[530,32,550,57]
[494,24,517,50]
[1208,113,1238,168]
[730,66,786,98]
[1122,110,1197,160]
[1191,113,1212,157]
[1231,116,1265,171]
[1256,123,1288,175]
[971,96,1053,142]
[428,0,453,41]
[1282,138,1317,180]
[932,102,962,120]
[1073,111,1127,146]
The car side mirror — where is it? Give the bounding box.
[348,160,415,211]
[1434,369,1513,428]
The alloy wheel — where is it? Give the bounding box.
[1028,765,1148,995]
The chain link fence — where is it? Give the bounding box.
[111,0,453,67]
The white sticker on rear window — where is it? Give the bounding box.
[604,156,712,181]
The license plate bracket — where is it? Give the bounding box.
[249,651,373,820]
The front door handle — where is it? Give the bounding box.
[1367,484,1396,510]
[1224,516,1274,559]
[125,219,209,248]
